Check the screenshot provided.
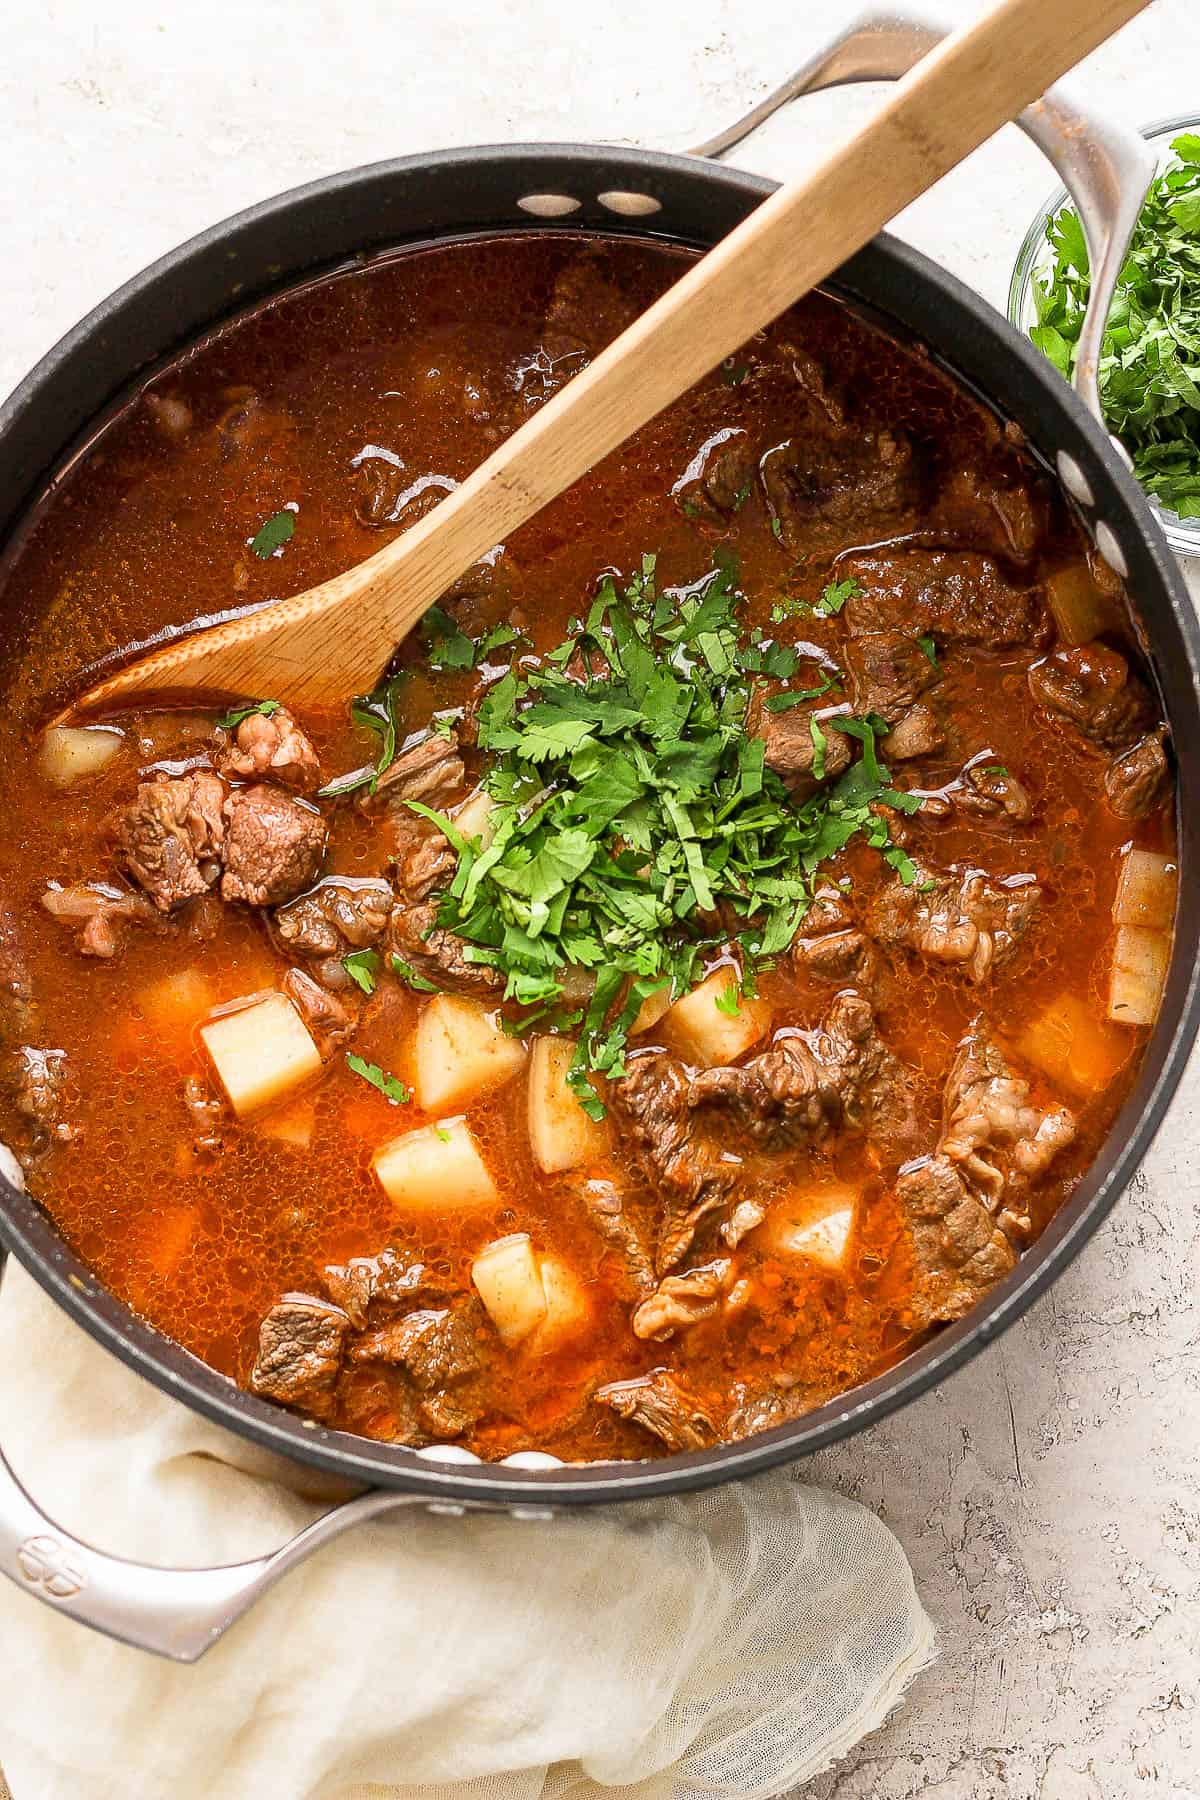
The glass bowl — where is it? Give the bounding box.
[1009,113,1200,560]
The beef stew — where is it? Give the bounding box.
[0,233,1176,1462]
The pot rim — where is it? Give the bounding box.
[2,142,1197,1504]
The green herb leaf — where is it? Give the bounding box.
[1029,139,1200,515]
[345,1053,411,1105]
[249,509,295,559]
[389,954,440,993]
[813,577,860,616]
[916,634,939,670]
[216,698,281,731]
[342,948,381,995]
[713,975,742,1017]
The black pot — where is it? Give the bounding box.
[0,24,1196,1661]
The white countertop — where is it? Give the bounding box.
[3,2,1198,1794]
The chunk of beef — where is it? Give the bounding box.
[321,1248,436,1329]
[721,1198,766,1248]
[610,1053,742,1273]
[896,1157,1018,1329]
[282,967,358,1050]
[576,1178,656,1296]
[274,878,393,961]
[867,859,1039,984]
[930,465,1047,565]
[792,927,878,988]
[595,1369,717,1453]
[940,1018,1076,1199]
[881,702,944,762]
[957,762,1034,824]
[760,427,918,554]
[220,785,326,907]
[369,730,467,902]
[182,1074,224,1155]
[844,631,938,721]
[632,1260,731,1341]
[1104,728,1170,820]
[752,701,851,798]
[41,879,160,959]
[1027,643,1155,751]
[0,899,36,1047]
[350,1299,487,1438]
[388,900,502,998]
[689,991,919,1163]
[5,1046,70,1159]
[844,550,1046,647]
[118,771,227,911]
[249,1295,349,1419]
[790,888,877,989]
[898,1018,1075,1327]
[674,429,756,523]
[725,1376,813,1439]
[372,730,466,808]
[215,706,320,792]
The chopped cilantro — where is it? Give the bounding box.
[714,975,743,1017]
[813,577,860,617]
[1030,134,1200,517]
[763,671,839,712]
[216,698,280,731]
[389,954,440,993]
[249,509,295,558]
[435,1126,452,1143]
[345,1053,410,1105]
[342,948,381,995]
[317,674,407,799]
[770,515,784,541]
[732,481,753,511]
[917,633,939,669]
[423,607,527,673]
[389,554,915,1113]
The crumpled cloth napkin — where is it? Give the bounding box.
[0,1255,935,1800]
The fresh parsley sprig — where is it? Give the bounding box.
[1031,133,1200,518]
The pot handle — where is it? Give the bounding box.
[0,1435,428,1661]
[690,6,1155,433]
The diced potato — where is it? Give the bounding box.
[472,1233,547,1346]
[453,787,497,849]
[1045,563,1117,647]
[532,1253,591,1348]
[761,1184,858,1271]
[527,1037,606,1174]
[667,968,771,1066]
[138,968,216,1032]
[373,1116,496,1211]
[38,725,124,787]
[1108,925,1171,1028]
[414,995,526,1113]
[1018,992,1129,1096]
[199,992,322,1117]
[259,1098,316,1149]
[1113,849,1177,931]
[631,982,672,1036]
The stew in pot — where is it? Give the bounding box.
[0,233,1176,1460]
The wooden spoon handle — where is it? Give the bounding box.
[78,0,1149,713]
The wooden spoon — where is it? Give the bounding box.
[72,0,1148,717]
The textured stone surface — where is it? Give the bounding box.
[1,3,1198,1796]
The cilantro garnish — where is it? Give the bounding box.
[216,698,280,731]
[389,954,440,993]
[714,975,743,1017]
[917,633,939,669]
[400,554,917,1114]
[345,1053,410,1105]
[317,674,407,799]
[1030,133,1200,517]
[249,509,295,558]
[813,577,860,616]
[342,948,381,995]
[423,608,528,673]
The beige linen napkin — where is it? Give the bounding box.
[0,1255,934,1800]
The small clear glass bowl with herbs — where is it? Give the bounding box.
[1009,114,1200,559]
